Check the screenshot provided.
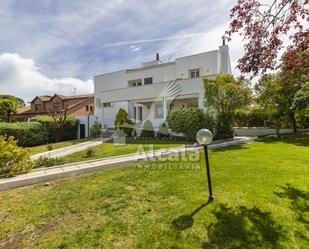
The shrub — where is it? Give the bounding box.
[157,122,169,139]
[0,121,48,147]
[141,120,155,138]
[167,108,214,139]
[234,107,270,127]
[114,108,134,137]
[0,136,33,177]
[85,147,96,158]
[35,156,65,168]
[46,143,53,151]
[90,121,102,138]
[31,115,79,142]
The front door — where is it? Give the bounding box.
[80,124,86,138]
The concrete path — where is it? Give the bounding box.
[1,136,256,191]
[31,138,110,160]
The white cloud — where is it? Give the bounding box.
[0,53,93,102]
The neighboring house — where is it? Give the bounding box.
[13,94,95,138]
[94,43,232,129]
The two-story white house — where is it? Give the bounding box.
[94,43,232,129]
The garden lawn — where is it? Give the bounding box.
[29,138,91,155]
[0,135,308,249]
[61,139,192,164]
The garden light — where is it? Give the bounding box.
[196,129,213,201]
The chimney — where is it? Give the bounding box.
[156,53,160,61]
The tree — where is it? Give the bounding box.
[49,109,67,142]
[204,74,251,139]
[226,0,308,76]
[292,82,309,110]
[0,98,19,122]
[114,108,134,137]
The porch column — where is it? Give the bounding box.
[163,97,167,120]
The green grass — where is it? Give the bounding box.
[0,135,308,249]
[61,139,192,164]
[28,138,91,155]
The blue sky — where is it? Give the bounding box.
[0,0,243,101]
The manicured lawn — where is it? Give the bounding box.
[0,135,308,248]
[28,138,91,155]
[61,139,192,164]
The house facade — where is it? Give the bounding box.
[94,44,232,129]
[13,94,95,138]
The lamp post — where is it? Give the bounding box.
[196,129,214,202]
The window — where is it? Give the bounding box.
[154,103,163,118]
[128,79,142,87]
[189,69,200,78]
[103,102,111,107]
[35,104,42,111]
[86,105,89,111]
[144,77,153,85]
[53,101,61,109]
[90,106,93,112]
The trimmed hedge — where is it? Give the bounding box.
[0,122,48,147]
[234,107,270,127]
[31,115,79,142]
[167,107,215,139]
[0,115,79,147]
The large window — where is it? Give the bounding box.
[189,69,200,78]
[144,77,153,85]
[154,103,163,118]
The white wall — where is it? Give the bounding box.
[126,63,176,84]
[175,50,219,78]
[76,115,96,138]
[234,128,293,137]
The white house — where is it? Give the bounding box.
[94,43,232,129]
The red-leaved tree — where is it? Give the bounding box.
[226,0,309,76]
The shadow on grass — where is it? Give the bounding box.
[202,204,284,249]
[274,184,309,239]
[257,134,309,147]
[171,199,213,231]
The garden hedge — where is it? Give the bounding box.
[0,121,48,147]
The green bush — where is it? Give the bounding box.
[0,136,33,177]
[46,143,53,151]
[114,108,134,137]
[90,121,102,138]
[141,120,155,138]
[234,107,270,127]
[0,121,48,147]
[31,115,79,142]
[167,108,214,139]
[85,147,96,158]
[35,156,65,168]
[157,122,169,139]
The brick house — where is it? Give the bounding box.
[13,94,95,138]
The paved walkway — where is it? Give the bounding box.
[1,136,256,191]
[31,138,110,160]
